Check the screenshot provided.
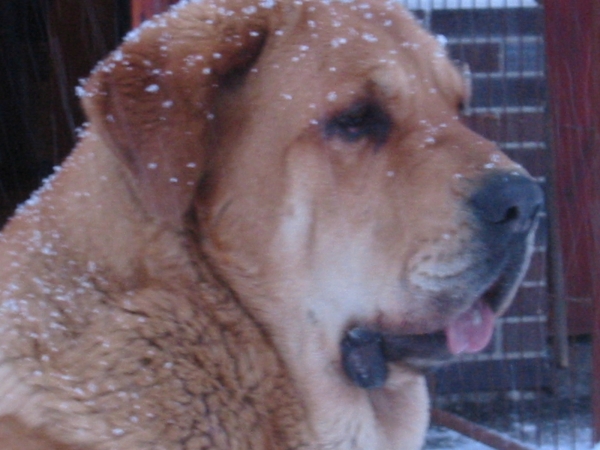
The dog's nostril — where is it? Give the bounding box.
[501,206,519,224]
[470,172,544,233]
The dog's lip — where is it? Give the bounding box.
[380,269,510,366]
[378,301,496,370]
[340,265,518,387]
[440,262,519,355]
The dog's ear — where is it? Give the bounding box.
[81,2,273,225]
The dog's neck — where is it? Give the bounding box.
[0,131,311,448]
[196,201,431,449]
[0,129,429,449]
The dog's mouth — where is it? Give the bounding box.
[384,297,495,362]
[341,266,517,389]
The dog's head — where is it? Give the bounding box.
[83,0,542,441]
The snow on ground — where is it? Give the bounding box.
[426,425,493,449]
[426,338,593,449]
[426,421,593,449]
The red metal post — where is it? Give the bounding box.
[544,0,594,335]
[544,0,599,443]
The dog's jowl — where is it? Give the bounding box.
[0,0,542,448]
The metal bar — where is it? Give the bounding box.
[544,99,570,368]
[540,0,570,369]
[591,1,600,444]
[430,409,536,450]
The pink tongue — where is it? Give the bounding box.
[445,301,496,355]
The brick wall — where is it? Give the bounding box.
[414,6,550,393]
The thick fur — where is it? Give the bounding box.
[0,0,535,448]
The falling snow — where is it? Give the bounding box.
[362,32,378,42]
[0,1,593,449]
[145,84,160,93]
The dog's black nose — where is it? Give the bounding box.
[470,172,544,234]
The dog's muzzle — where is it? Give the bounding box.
[342,171,544,389]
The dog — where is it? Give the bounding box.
[0,0,543,448]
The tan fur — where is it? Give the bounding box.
[0,0,530,448]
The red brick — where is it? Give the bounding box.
[448,42,502,73]
[523,250,546,282]
[502,321,547,353]
[465,111,546,143]
[502,148,547,177]
[505,286,548,317]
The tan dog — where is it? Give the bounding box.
[0,0,542,448]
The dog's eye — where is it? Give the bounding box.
[325,102,391,147]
